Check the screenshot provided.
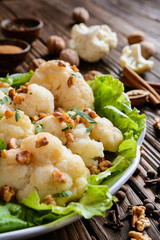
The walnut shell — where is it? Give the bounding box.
[128,31,145,45]
[59,48,79,66]
[84,70,102,81]
[141,41,155,59]
[72,7,89,23]
[47,35,65,54]
[28,58,46,71]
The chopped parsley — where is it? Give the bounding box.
[0,139,7,154]
[86,126,94,133]
[53,190,72,198]
[34,120,43,134]
[62,123,74,132]
[0,96,12,105]
[73,107,97,124]
[29,92,32,95]
[15,109,21,122]
[0,115,3,118]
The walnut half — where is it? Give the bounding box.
[0,185,15,202]
[132,206,150,231]
[128,231,152,240]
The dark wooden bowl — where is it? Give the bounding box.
[1,18,43,43]
[0,39,30,71]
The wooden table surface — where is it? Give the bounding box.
[0,0,160,239]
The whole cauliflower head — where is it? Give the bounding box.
[0,110,35,144]
[0,89,15,116]
[120,44,154,74]
[67,123,104,167]
[90,116,123,152]
[69,23,118,62]
[0,132,89,206]
[15,84,54,117]
[29,60,94,111]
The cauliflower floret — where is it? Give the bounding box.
[67,124,104,167]
[0,89,15,116]
[29,60,94,110]
[0,133,89,206]
[42,115,67,145]
[120,44,154,74]
[15,84,54,117]
[90,116,123,152]
[69,23,118,62]
[0,110,35,144]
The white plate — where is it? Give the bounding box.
[0,128,146,240]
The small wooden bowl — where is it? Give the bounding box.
[0,39,30,71]
[126,89,149,106]
[1,18,43,43]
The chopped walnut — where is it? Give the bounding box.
[53,112,63,120]
[36,137,49,148]
[132,206,150,231]
[7,138,18,149]
[79,117,90,128]
[0,82,10,88]
[65,131,75,142]
[5,110,14,119]
[17,85,28,94]
[8,88,16,100]
[71,65,79,72]
[98,160,112,172]
[25,82,29,87]
[128,231,152,240]
[73,115,80,125]
[83,108,98,119]
[42,194,56,205]
[16,150,32,165]
[52,170,67,183]
[57,107,65,113]
[0,185,15,202]
[39,113,51,119]
[32,115,40,121]
[13,95,24,104]
[58,60,66,67]
[89,165,100,174]
[67,76,75,88]
[1,149,8,158]
[153,118,160,132]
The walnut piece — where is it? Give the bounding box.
[98,160,112,172]
[35,137,49,148]
[8,88,16,99]
[83,108,98,119]
[67,76,75,88]
[42,194,56,206]
[132,206,150,231]
[16,150,32,165]
[47,35,65,54]
[0,82,10,88]
[7,138,18,149]
[52,170,66,183]
[32,115,40,121]
[1,149,8,158]
[89,165,100,175]
[13,95,24,104]
[71,65,79,72]
[65,131,75,142]
[84,70,102,81]
[153,118,160,132]
[0,185,15,202]
[58,60,66,67]
[128,231,152,240]
[5,110,14,119]
[17,85,28,94]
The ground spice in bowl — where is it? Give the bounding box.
[0,45,23,54]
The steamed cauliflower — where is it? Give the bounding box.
[29,60,94,110]
[0,133,89,206]
[0,110,35,144]
[69,23,118,62]
[42,115,67,145]
[120,44,154,74]
[90,116,123,152]
[67,123,104,167]
[15,84,54,117]
[0,89,15,116]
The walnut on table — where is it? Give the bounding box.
[128,231,152,240]
[153,118,160,132]
[132,206,150,231]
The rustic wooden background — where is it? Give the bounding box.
[0,0,160,239]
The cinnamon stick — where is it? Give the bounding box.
[122,66,160,105]
[119,77,160,94]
